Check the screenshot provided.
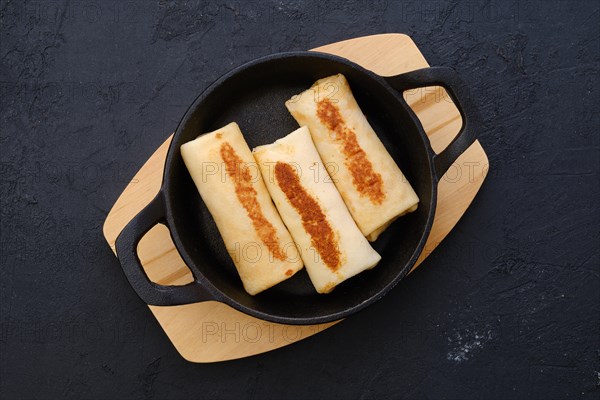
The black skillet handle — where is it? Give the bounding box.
[115,192,214,306]
[385,67,482,180]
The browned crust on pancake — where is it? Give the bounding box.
[316,98,385,205]
[321,282,336,293]
[274,162,341,271]
[220,143,286,261]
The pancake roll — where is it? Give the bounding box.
[253,126,381,294]
[180,122,303,295]
[285,74,420,241]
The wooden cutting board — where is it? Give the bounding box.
[103,33,488,363]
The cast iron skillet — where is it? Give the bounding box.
[115,51,481,325]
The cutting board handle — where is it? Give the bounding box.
[385,66,482,179]
[115,192,215,305]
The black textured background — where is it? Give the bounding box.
[1,1,599,399]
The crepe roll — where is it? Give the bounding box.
[286,74,420,241]
[253,126,381,294]
[180,122,303,295]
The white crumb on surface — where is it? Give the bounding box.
[447,329,493,363]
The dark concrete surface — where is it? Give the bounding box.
[1,1,599,399]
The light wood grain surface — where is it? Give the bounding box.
[103,33,488,363]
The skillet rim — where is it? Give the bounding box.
[160,51,438,325]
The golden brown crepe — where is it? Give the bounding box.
[285,74,419,241]
[253,126,381,294]
[180,122,303,295]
